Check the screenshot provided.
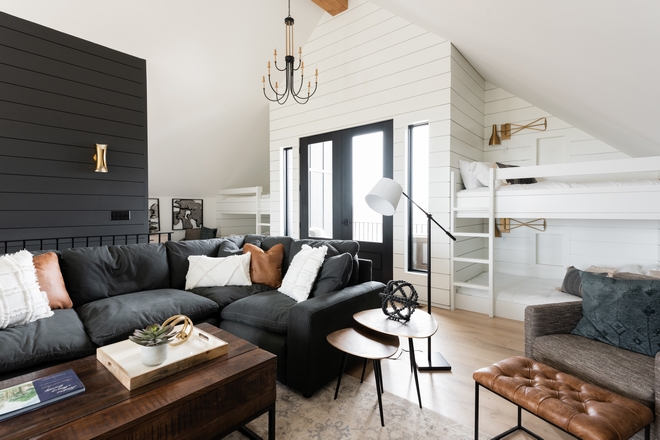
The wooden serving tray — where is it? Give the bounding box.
[97,325,228,390]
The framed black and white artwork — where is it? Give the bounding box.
[172,199,203,230]
[148,198,160,232]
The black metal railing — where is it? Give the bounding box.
[0,232,172,255]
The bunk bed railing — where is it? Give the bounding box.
[493,155,660,182]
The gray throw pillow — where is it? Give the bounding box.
[560,266,608,297]
[560,266,583,297]
[200,226,217,239]
[309,253,353,298]
[571,271,660,357]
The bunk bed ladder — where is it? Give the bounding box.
[450,169,496,317]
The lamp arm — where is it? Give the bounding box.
[401,192,456,241]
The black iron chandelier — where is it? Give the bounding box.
[262,0,318,105]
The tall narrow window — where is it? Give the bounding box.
[307,141,333,238]
[408,123,429,272]
[282,147,293,236]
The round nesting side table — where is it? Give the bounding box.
[353,308,439,409]
[326,326,399,427]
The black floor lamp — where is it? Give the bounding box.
[366,177,457,371]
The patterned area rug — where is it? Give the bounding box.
[226,374,487,439]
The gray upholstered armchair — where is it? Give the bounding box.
[525,302,658,440]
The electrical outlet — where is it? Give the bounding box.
[111,211,130,221]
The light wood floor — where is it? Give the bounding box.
[345,308,573,439]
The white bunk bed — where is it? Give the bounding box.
[449,156,660,319]
[216,186,270,236]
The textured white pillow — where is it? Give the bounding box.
[185,253,252,289]
[458,160,486,189]
[279,245,327,302]
[0,250,53,329]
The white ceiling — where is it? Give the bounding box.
[369,0,660,157]
[0,0,658,198]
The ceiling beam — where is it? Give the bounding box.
[311,0,348,16]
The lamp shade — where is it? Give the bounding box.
[365,177,403,216]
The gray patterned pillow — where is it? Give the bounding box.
[571,271,660,356]
[560,266,609,297]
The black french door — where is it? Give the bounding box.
[300,120,394,283]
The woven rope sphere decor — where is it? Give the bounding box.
[379,280,419,323]
[161,314,194,346]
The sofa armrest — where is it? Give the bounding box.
[357,258,372,283]
[286,281,384,396]
[524,301,583,358]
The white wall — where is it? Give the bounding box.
[269,0,454,308]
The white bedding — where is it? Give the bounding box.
[456,272,580,305]
[458,179,660,195]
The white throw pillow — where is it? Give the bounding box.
[471,161,495,187]
[0,250,53,329]
[185,253,252,289]
[459,160,487,189]
[279,245,327,302]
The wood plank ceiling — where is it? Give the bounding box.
[312,0,347,16]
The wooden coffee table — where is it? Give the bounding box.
[0,323,276,440]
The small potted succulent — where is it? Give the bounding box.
[129,323,176,366]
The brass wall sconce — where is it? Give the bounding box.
[489,117,547,145]
[495,218,546,237]
[94,143,108,173]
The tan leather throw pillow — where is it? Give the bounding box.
[33,252,73,309]
[243,243,284,288]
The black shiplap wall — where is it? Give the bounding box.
[0,12,148,244]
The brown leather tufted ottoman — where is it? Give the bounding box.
[473,356,653,440]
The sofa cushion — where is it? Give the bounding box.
[165,239,226,290]
[217,236,249,257]
[75,288,219,346]
[33,252,72,309]
[61,243,170,307]
[190,283,272,310]
[292,239,360,286]
[220,290,296,335]
[532,333,655,408]
[243,243,284,288]
[571,271,660,356]
[310,253,354,298]
[0,309,96,374]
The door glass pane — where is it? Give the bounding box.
[352,132,383,242]
[308,141,333,238]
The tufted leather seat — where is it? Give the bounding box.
[474,356,654,440]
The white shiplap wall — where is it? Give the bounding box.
[448,46,490,289]
[269,1,660,314]
[483,84,660,279]
[269,0,453,308]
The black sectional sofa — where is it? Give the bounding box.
[0,234,384,397]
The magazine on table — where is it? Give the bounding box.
[0,369,85,421]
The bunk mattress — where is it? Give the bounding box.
[455,180,660,220]
[456,272,580,306]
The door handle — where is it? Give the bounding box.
[342,219,350,226]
